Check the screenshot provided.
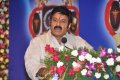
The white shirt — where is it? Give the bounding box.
[24,30,93,80]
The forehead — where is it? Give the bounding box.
[52,12,68,19]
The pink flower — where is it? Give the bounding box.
[0,29,4,34]
[53,55,59,62]
[45,44,55,53]
[72,61,82,72]
[99,48,107,57]
[65,54,70,61]
[51,71,55,75]
[4,54,9,58]
[79,49,87,55]
[73,66,81,72]
[0,43,4,48]
[108,54,118,59]
[53,50,58,55]
[50,66,56,75]
[50,66,56,71]
[86,70,92,77]
[116,72,120,77]
[68,68,74,76]
[56,66,66,75]
[45,44,50,51]
[85,63,96,70]
[49,47,54,53]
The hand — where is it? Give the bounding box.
[118,45,120,48]
[37,67,51,80]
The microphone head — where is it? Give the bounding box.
[61,37,67,44]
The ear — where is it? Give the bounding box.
[68,23,71,30]
[67,23,71,33]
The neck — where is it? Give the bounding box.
[55,36,62,44]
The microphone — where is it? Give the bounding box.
[61,37,71,49]
[61,37,67,44]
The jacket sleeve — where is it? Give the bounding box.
[24,38,46,80]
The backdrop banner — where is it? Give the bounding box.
[9,0,119,80]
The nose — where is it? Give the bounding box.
[56,20,60,26]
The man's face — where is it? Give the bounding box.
[50,12,69,38]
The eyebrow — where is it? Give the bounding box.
[52,17,67,20]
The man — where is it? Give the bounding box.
[24,6,93,80]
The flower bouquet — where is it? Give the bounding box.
[44,44,120,80]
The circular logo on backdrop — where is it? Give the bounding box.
[29,7,44,37]
[105,0,120,36]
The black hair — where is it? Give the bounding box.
[50,6,72,24]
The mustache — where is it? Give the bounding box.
[54,26,62,30]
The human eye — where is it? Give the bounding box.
[52,18,57,22]
[61,19,66,23]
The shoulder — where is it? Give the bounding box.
[30,32,48,44]
[68,34,93,49]
[74,35,85,41]
[67,34,84,41]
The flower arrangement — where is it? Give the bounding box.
[0,0,9,79]
[44,44,120,80]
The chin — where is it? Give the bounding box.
[52,33,63,37]
[54,34,62,37]
[53,31,61,35]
